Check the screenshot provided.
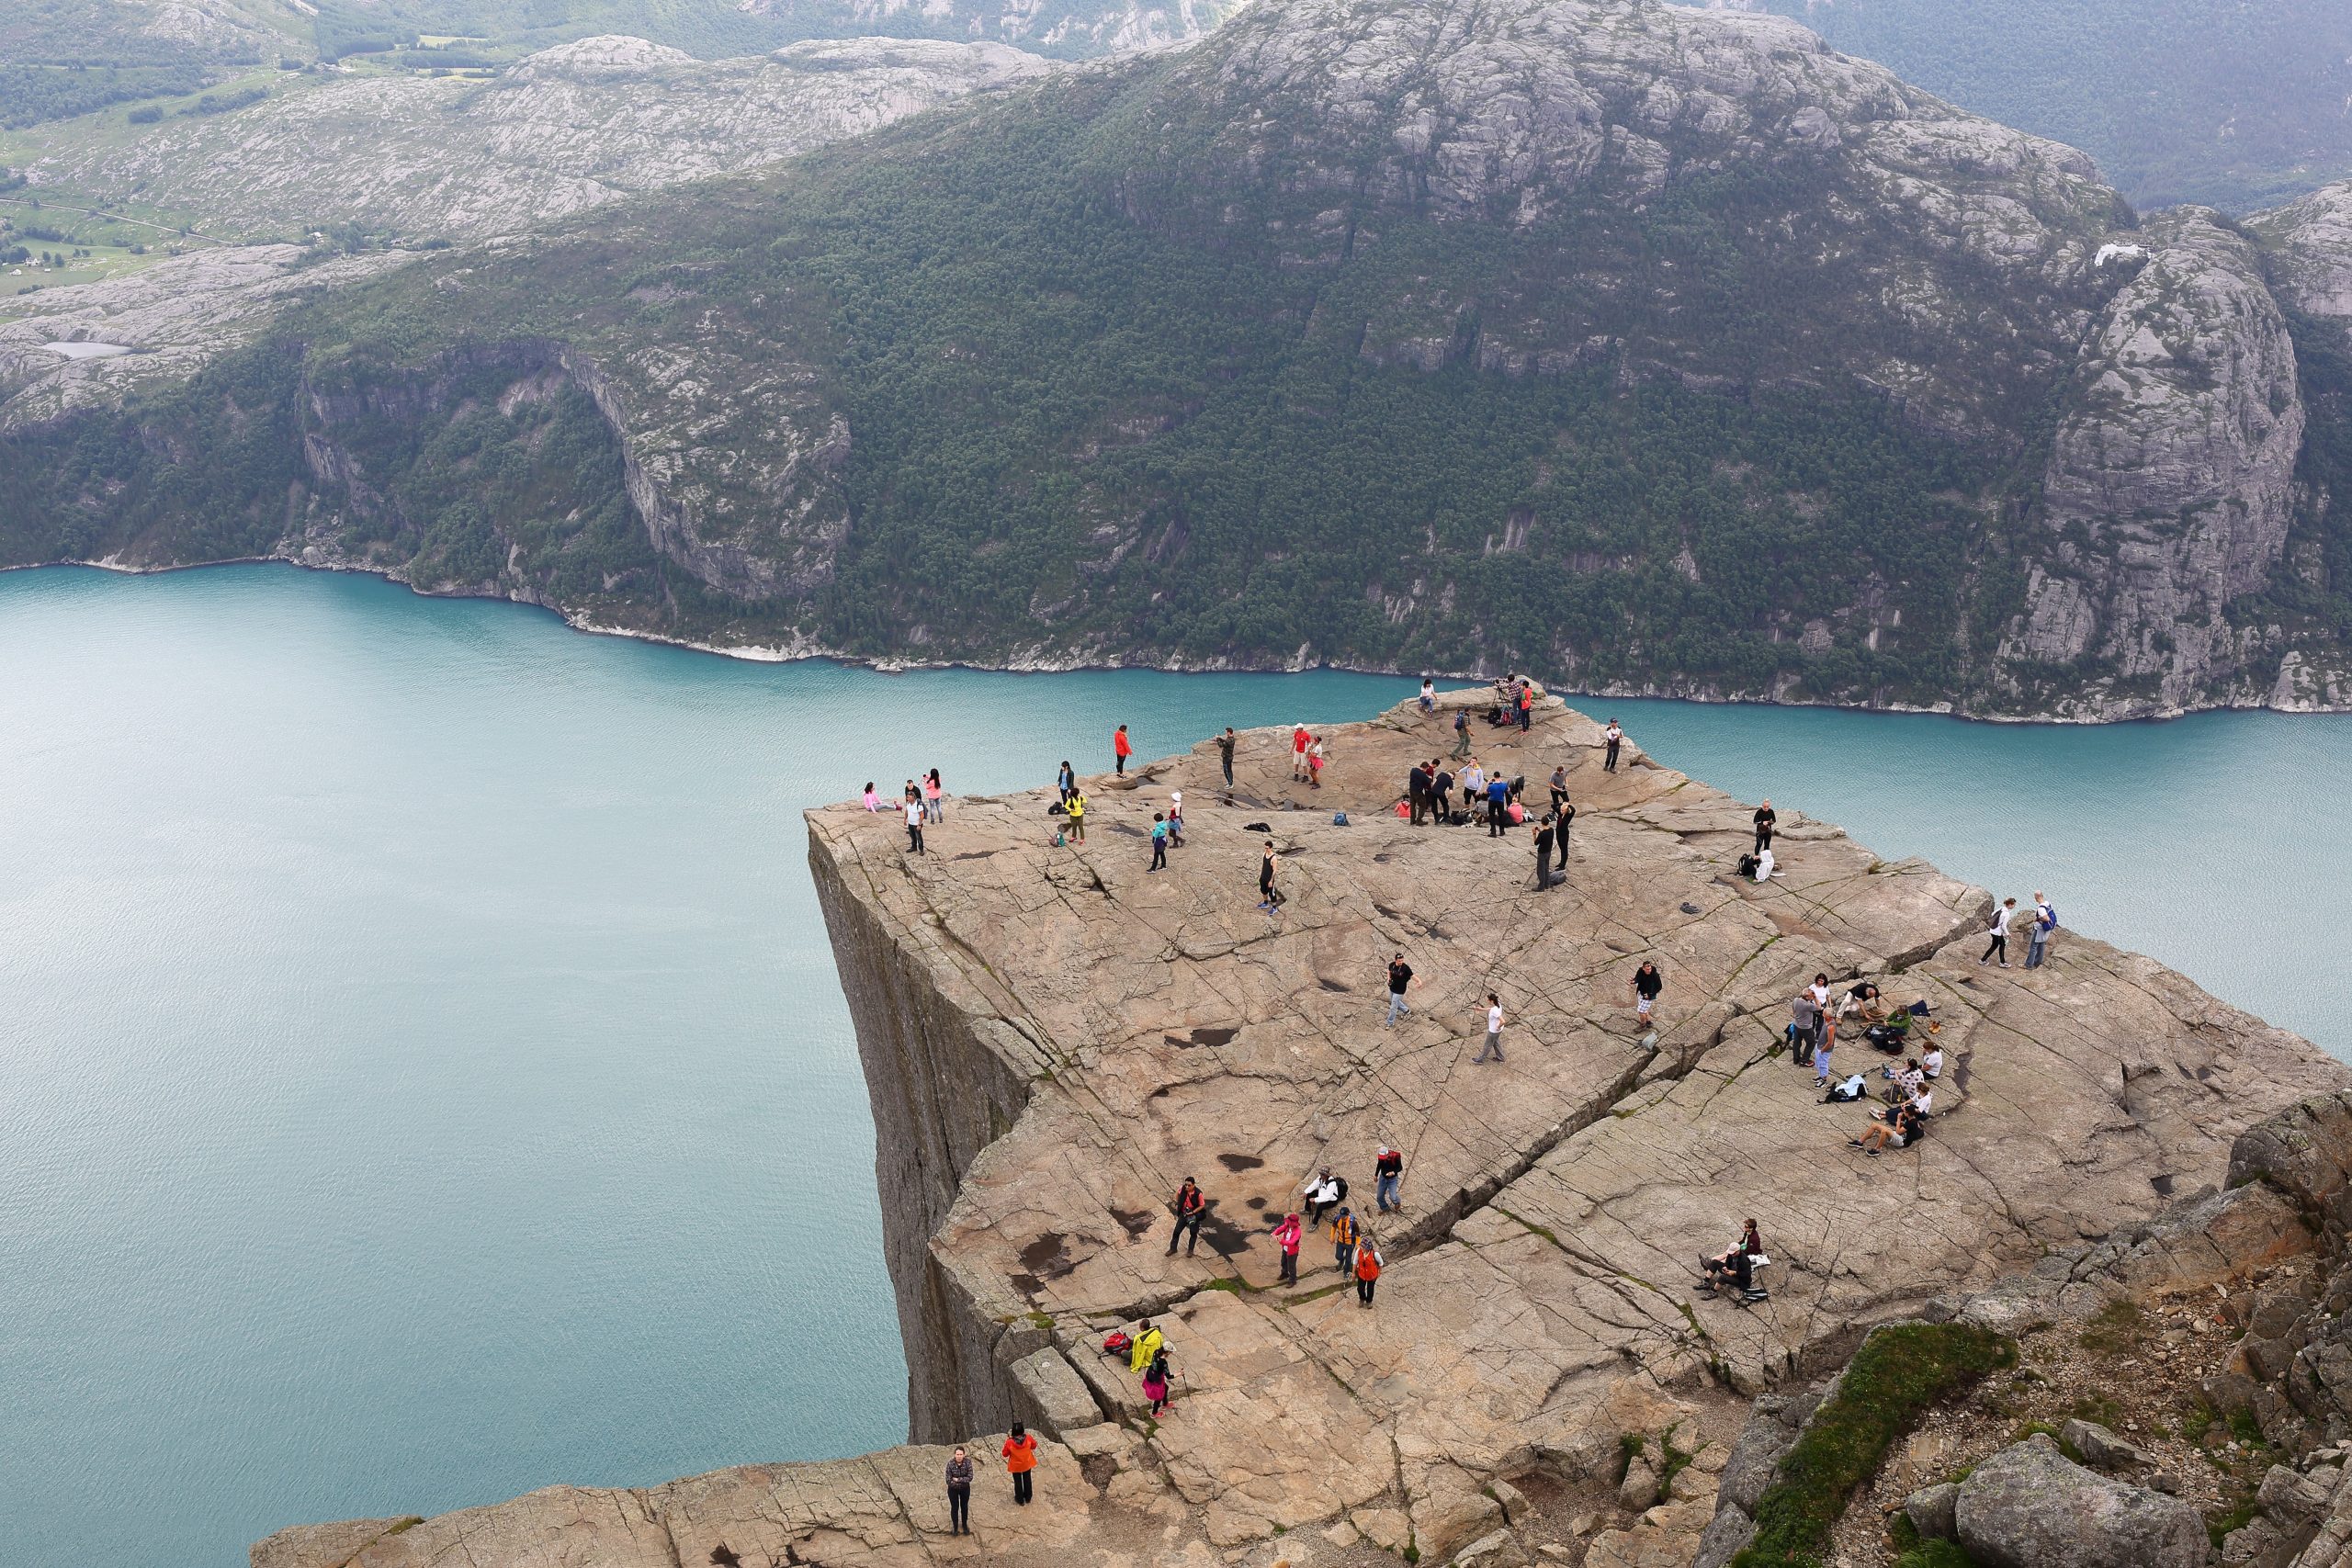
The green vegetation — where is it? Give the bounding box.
[2077,1299,2147,1356]
[1753,0,2352,210]
[1732,1323,2015,1568]
[1894,1541,1980,1568]
[0,63,213,128]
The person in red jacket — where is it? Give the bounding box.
[1271,1212,1303,1284]
[1114,724,1133,775]
[1002,1422,1037,1506]
[1354,1236,1383,1306]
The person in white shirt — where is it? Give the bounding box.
[1919,1046,1943,1079]
[1419,677,1436,714]
[1475,993,1505,1064]
[1602,720,1623,773]
[1981,897,2016,966]
[1460,762,1486,813]
[1752,848,1775,881]
[903,793,926,855]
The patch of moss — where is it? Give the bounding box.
[2077,1299,2147,1356]
[2208,1493,2261,1550]
[1732,1322,2014,1568]
[1894,1540,1980,1568]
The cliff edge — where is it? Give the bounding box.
[254,690,2347,1567]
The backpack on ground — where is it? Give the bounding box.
[1101,1330,1132,1357]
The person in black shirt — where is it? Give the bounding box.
[1555,796,1577,859]
[1167,1177,1207,1256]
[1216,728,1237,788]
[1631,961,1664,1028]
[1258,841,1283,912]
[1532,818,1560,890]
[1385,953,1416,1025]
[1408,762,1432,826]
[1753,801,1777,854]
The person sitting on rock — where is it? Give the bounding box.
[1839,981,1885,1023]
[1303,1167,1346,1226]
[1919,1044,1944,1080]
[1853,1103,1922,1156]
[1701,1219,1762,1292]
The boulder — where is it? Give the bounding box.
[1688,1504,1756,1568]
[1453,1528,1530,1568]
[1904,1481,1959,1540]
[1618,1457,1661,1511]
[2230,1091,2352,1236]
[1715,1410,1800,1516]
[1954,1433,2206,1568]
[2060,1418,2152,1472]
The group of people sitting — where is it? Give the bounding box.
[1785,975,1947,1156]
[1700,1219,1768,1300]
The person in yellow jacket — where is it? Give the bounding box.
[1127,1317,1163,1375]
[1065,789,1087,843]
[1329,1208,1359,1274]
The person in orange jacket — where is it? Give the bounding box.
[1114,724,1133,776]
[1002,1421,1037,1506]
[1353,1236,1383,1307]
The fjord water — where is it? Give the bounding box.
[3,563,2346,1567]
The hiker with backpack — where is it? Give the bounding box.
[1374,1145,1404,1213]
[1329,1206,1360,1274]
[1451,708,1473,759]
[1353,1235,1383,1307]
[2027,892,2057,968]
[1981,897,2016,967]
[1303,1166,1347,1225]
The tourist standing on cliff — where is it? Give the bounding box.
[1631,961,1663,1030]
[1149,813,1170,872]
[924,769,944,824]
[1475,993,1506,1064]
[1057,760,1075,804]
[1452,708,1472,760]
[1408,760,1432,826]
[903,790,926,856]
[1169,1177,1206,1256]
[1353,1235,1382,1307]
[1292,723,1311,780]
[1114,724,1133,776]
[1329,1206,1359,1274]
[1258,841,1283,912]
[1216,728,1237,788]
[2027,892,2057,968]
[1531,817,1556,890]
[1385,952,1416,1025]
[1272,1212,1302,1283]
[1002,1424,1036,1506]
[1548,764,1569,819]
[1065,787,1087,843]
[1603,719,1623,773]
[1981,897,2016,967]
[1374,1145,1404,1213]
[1753,800,1776,854]
[1167,791,1185,847]
[1308,735,1326,789]
[1128,1317,1163,1375]
[944,1448,973,1534]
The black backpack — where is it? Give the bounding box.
[1330,1176,1350,1203]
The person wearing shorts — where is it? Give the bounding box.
[1631,961,1663,1026]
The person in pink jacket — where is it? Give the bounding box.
[1271,1212,1303,1284]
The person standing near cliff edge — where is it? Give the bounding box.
[1114,724,1133,776]
[2027,891,2057,968]
[1603,719,1623,773]
[1258,840,1283,913]
[1631,960,1663,1032]
[903,790,926,856]
[1216,728,1237,788]
[1754,800,1776,855]
[944,1448,973,1535]
[1002,1424,1036,1506]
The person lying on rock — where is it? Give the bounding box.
[1838,981,1885,1023]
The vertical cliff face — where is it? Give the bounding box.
[808,825,1044,1442]
[2006,209,2306,715]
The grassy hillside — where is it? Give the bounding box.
[1736,0,2352,210]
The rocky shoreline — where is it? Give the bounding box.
[254,689,2349,1568]
[24,552,2352,724]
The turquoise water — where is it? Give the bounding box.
[2,562,2346,1566]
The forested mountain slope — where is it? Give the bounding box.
[9,0,2352,719]
[1702,0,2352,212]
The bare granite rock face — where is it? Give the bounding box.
[735,0,1238,55]
[31,36,1051,245]
[2253,181,2352,336]
[2003,209,2308,717]
[252,689,2343,1567]
[0,245,413,431]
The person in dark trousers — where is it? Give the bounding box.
[1057,761,1075,804]
[1432,766,1454,819]
[1476,994,1505,1064]
[1216,728,1237,788]
[945,1447,974,1534]
[1002,1424,1036,1505]
[1385,953,1416,1025]
[1258,840,1283,912]
[1168,1177,1206,1256]
[1532,817,1559,890]
[1114,724,1133,775]
[904,790,926,855]
[1451,708,1472,759]
[1753,801,1776,854]
[1329,1206,1359,1274]
[1149,812,1169,872]
[1981,897,2015,967]
[1556,795,1576,859]
[1603,719,1623,773]
[1374,1145,1404,1213]
[1354,1238,1381,1306]
[1486,773,1510,836]
[1631,961,1663,1031]
[1408,761,1432,826]
[1548,765,1569,819]
[1272,1212,1302,1282]
[1517,683,1532,731]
